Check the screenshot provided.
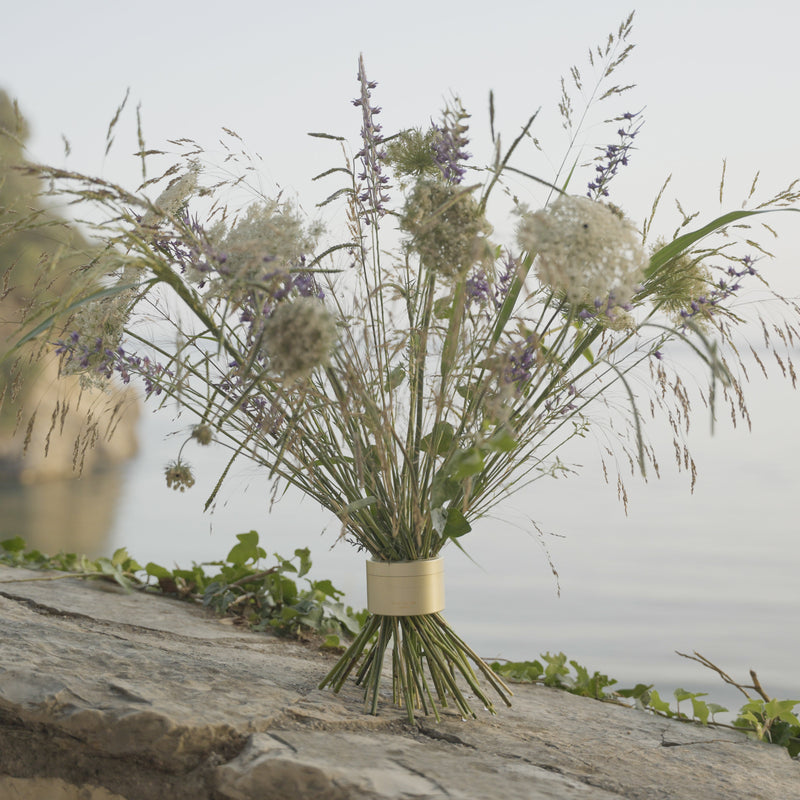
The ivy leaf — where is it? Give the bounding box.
[324,601,362,635]
[691,697,710,725]
[430,472,460,510]
[647,690,674,717]
[294,547,312,578]
[0,537,26,553]
[487,425,517,453]
[310,578,343,599]
[226,531,265,566]
[145,562,171,580]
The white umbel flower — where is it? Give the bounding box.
[517,196,646,307]
[262,297,337,382]
[141,162,200,226]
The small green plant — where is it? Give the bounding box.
[491,652,617,700]
[491,651,800,758]
[0,535,142,589]
[0,532,365,646]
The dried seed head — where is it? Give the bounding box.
[191,424,213,446]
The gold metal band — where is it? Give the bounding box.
[365,557,445,616]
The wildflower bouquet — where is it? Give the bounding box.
[8,15,799,722]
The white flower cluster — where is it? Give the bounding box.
[517,196,646,308]
[210,201,323,285]
[261,297,337,382]
[402,180,492,279]
[141,162,200,226]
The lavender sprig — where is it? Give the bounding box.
[353,55,390,225]
[587,111,643,199]
[493,253,517,310]
[465,269,491,308]
[55,333,173,398]
[432,101,471,185]
[680,256,758,323]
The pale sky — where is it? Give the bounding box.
[4,0,800,295]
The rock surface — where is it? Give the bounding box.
[0,564,797,800]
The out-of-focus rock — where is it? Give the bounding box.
[0,356,139,482]
[1,88,139,482]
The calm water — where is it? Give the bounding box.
[6,366,799,715]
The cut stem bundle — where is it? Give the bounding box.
[319,612,512,723]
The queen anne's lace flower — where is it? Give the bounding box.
[262,297,337,382]
[402,180,492,278]
[207,201,322,295]
[165,461,195,491]
[517,196,646,308]
[141,162,200,226]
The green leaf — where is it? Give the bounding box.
[691,697,710,725]
[226,531,265,566]
[442,506,472,539]
[420,421,455,456]
[674,687,704,703]
[765,699,800,725]
[430,471,460,510]
[646,207,800,278]
[310,579,342,599]
[616,683,653,700]
[542,652,570,686]
[489,660,544,683]
[647,690,674,716]
[111,547,133,568]
[294,548,312,578]
[447,447,484,481]
[145,562,172,580]
[324,601,362,635]
[384,365,405,391]
[490,251,534,347]
[487,426,517,453]
[0,537,26,553]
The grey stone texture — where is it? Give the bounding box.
[1,564,797,799]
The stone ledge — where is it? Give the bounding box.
[1,564,797,800]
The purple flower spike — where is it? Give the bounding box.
[353,55,390,225]
[432,101,472,185]
[465,269,491,307]
[679,255,759,326]
[587,110,643,200]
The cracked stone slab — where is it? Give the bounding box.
[1,564,798,800]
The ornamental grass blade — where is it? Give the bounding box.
[646,208,799,277]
